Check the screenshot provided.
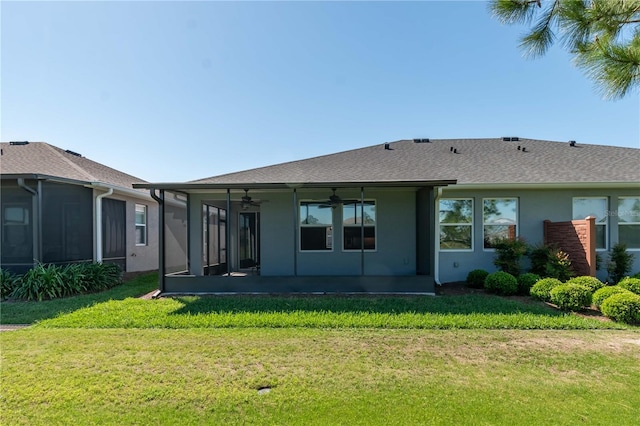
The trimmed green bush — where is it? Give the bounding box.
[550,284,591,311]
[566,276,604,294]
[530,278,563,302]
[517,273,541,295]
[484,271,518,296]
[618,277,640,295]
[466,269,489,289]
[592,286,632,309]
[600,292,640,324]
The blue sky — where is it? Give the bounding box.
[2,1,638,182]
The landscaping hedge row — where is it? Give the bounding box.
[0,263,123,301]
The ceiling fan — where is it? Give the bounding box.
[241,189,261,210]
[318,188,359,209]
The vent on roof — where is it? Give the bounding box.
[414,138,430,143]
[522,147,527,152]
[384,143,392,150]
[65,149,82,157]
[9,141,29,146]
[502,137,519,142]
[569,140,576,147]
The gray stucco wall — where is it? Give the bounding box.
[437,187,640,283]
[95,191,159,273]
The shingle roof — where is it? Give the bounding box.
[191,138,640,186]
[0,142,146,190]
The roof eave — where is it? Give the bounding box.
[132,179,458,191]
[444,181,640,191]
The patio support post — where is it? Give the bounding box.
[150,189,165,293]
[361,186,365,276]
[36,180,43,263]
[226,189,231,277]
[293,188,298,276]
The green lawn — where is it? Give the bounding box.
[2,328,639,425]
[2,274,639,424]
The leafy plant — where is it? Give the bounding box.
[492,237,528,277]
[484,271,518,296]
[466,269,489,289]
[529,244,574,281]
[0,269,20,300]
[600,292,640,324]
[566,276,604,294]
[12,263,66,301]
[592,286,632,310]
[550,284,591,312]
[530,278,563,302]
[607,243,635,284]
[516,273,540,296]
[618,277,640,295]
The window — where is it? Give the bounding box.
[135,204,147,246]
[300,202,332,251]
[439,199,473,250]
[343,201,376,250]
[573,197,607,249]
[3,205,30,246]
[483,198,518,249]
[618,197,640,249]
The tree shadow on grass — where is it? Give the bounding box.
[170,293,564,317]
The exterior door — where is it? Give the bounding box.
[239,212,260,269]
[102,198,126,271]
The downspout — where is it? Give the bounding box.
[226,189,231,277]
[17,178,39,265]
[150,189,165,293]
[293,188,298,276]
[95,187,113,263]
[434,186,443,285]
[360,186,365,276]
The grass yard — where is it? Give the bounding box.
[2,274,639,424]
[2,328,639,425]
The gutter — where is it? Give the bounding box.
[433,187,443,286]
[95,187,113,263]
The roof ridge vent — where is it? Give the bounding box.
[65,149,82,157]
[413,138,430,143]
[502,137,519,142]
[9,141,29,145]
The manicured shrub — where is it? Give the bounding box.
[484,271,518,296]
[607,243,634,284]
[517,273,540,295]
[0,269,20,300]
[592,286,632,309]
[600,292,640,324]
[466,269,489,289]
[618,277,640,295]
[530,278,563,302]
[529,244,574,281]
[566,276,604,294]
[492,238,528,277]
[12,263,66,301]
[550,284,591,311]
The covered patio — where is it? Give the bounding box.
[133,180,455,295]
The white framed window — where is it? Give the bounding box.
[342,201,376,251]
[135,204,147,246]
[618,197,640,249]
[573,197,607,250]
[483,198,518,249]
[299,202,333,251]
[439,199,473,251]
